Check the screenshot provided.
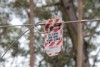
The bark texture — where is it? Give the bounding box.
[77,0,83,67]
[61,0,90,67]
[29,0,35,67]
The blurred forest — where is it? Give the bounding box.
[0,0,100,67]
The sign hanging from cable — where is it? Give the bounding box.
[44,18,63,56]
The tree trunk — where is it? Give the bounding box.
[61,0,90,67]
[29,0,35,67]
[77,0,83,67]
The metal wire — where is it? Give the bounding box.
[0,11,99,67]
[0,26,34,60]
[0,19,100,59]
[0,19,100,28]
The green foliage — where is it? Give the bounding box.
[35,7,51,20]
[84,0,100,19]
[0,0,100,67]
[13,0,29,8]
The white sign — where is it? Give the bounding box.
[44,18,63,56]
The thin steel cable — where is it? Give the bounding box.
[0,26,34,60]
[0,19,100,59]
[0,19,100,28]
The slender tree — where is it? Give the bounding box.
[77,0,83,67]
[29,0,35,67]
[61,0,90,67]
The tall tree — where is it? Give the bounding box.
[77,0,83,67]
[61,0,90,67]
[29,0,35,67]
[1,0,100,67]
